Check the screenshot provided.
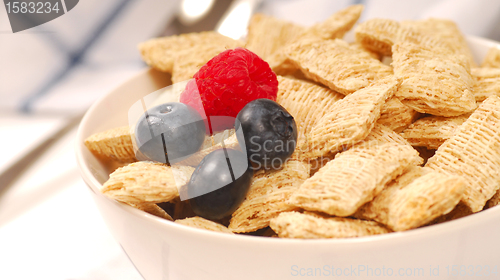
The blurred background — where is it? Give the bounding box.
[0,0,499,279]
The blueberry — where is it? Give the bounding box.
[185,149,253,220]
[235,99,297,170]
[135,102,206,164]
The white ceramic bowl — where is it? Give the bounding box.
[76,37,500,280]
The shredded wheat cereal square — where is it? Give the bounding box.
[305,76,400,159]
[101,162,194,204]
[276,76,344,137]
[270,211,390,239]
[425,96,500,212]
[355,18,461,58]
[84,126,136,163]
[349,42,381,60]
[284,39,393,95]
[354,18,401,56]
[482,47,500,68]
[289,143,422,216]
[471,67,500,102]
[268,5,363,75]
[356,166,465,231]
[245,13,306,61]
[138,32,242,73]
[297,5,363,41]
[401,114,470,150]
[392,42,477,116]
[377,97,420,132]
[400,18,475,67]
[228,160,310,233]
[360,123,412,147]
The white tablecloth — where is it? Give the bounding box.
[0,120,143,280]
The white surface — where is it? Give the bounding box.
[0,124,142,280]
[0,114,66,175]
[33,64,144,114]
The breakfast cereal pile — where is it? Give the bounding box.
[84,5,500,239]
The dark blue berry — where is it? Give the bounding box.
[135,102,206,164]
[235,99,297,170]
[185,149,253,220]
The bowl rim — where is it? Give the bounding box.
[75,35,500,246]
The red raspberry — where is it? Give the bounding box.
[180,47,278,133]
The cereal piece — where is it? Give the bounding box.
[267,52,298,76]
[354,19,440,56]
[341,123,413,164]
[229,160,310,233]
[84,126,136,163]
[300,4,363,41]
[482,47,500,68]
[284,39,393,95]
[426,96,500,212]
[245,13,306,61]
[305,76,400,159]
[269,5,363,75]
[175,217,233,234]
[350,42,381,60]
[377,97,420,132]
[230,187,300,233]
[177,131,239,166]
[361,123,411,147]
[138,32,242,72]
[355,18,460,58]
[289,143,422,216]
[356,167,465,231]
[276,75,344,137]
[102,162,194,204]
[401,114,470,149]
[308,155,333,177]
[392,42,477,116]
[355,166,430,221]
[354,18,401,56]
[287,136,307,162]
[401,18,475,67]
[472,67,500,102]
[270,212,390,239]
[128,202,173,221]
[244,160,311,201]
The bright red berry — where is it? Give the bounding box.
[180,47,278,133]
